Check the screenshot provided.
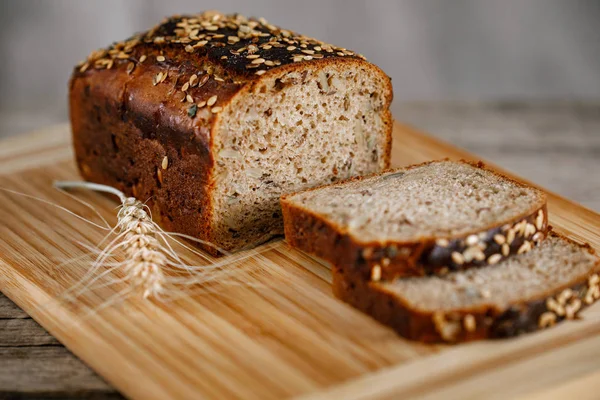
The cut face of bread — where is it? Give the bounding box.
[282,160,548,279]
[212,60,391,250]
[333,233,600,342]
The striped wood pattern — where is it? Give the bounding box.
[0,122,598,399]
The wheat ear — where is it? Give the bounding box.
[53,181,229,299]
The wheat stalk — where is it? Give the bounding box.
[54,181,233,300]
[1,181,275,308]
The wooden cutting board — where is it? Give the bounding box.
[0,122,599,400]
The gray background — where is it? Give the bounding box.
[0,0,599,137]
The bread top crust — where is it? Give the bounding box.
[75,11,366,80]
[70,11,392,156]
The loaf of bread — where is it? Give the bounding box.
[281,160,548,280]
[70,11,393,253]
[333,232,600,343]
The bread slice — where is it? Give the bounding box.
[70,11,393,254]
[281,160,548,279]
[333,232,600,342]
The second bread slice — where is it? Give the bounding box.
[281,160,548,280]
[333,232,600,342]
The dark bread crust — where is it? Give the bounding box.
[70,12,393,253]
[332,232,600,343]
[281,160,548,280]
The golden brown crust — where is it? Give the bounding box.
[281,160,548,280]
[333,232,600,343]
[70,11,393,253]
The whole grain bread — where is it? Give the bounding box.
[333,232,600,343]
[281,160,548,280]
[70,11,393,253]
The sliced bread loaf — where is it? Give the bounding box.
[281,160,548,280]
[70,11,393,254]
[333,232,600,343]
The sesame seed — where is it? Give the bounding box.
[160,71,168,83]
[139,55,147,63]
[493,234,506,245]
[371,265,382,282]
[198,74,210,87]
[181,82,190,91]
[337,52,345,56]
[185,45,194,53]
[186,94,194,103]
[466,235,479,246]
[79,62,89,73]
[161,156,168,169]
[536,210,545,230]
[436,238,449,247]
[558,288,573,305]
[463,315,476,332]
[264,60,275,66]
[214,76,224,82]
[211,106,223,113]
[221,55,228,60]
[565,298,582,319]
[546,298,565,316]
[501,243,510,256]
[314,46,322,51]
[126,62,135,74]
[251,58,265,64]
[304,55,313,61]
[525,223,536,237]
[153,72,162,85]
[262,44,272,49]
[532,232,544,243]
[487,254,502,265]
[255,70,266,75]
[157,168,163,184]
[189,74,198,86]
[538,312,556,328]
[301,49,315,55]
[197,100,206,108]
[156,55,165,62]
[287,46,297,51]
[463,246,485,262]
[517,220,527,236]
[207,95,218,106]
[517,241,532,254]
[246,54,260,59]
[506,229,516,244]
[451,252,464,265]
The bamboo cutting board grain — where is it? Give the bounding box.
[0,122,599,399]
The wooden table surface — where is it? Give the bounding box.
[1,102,599,399]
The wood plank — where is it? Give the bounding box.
[0,293,28,318]
[0,319,59,347]
[0,346,120,399]
[0,122,598,399]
